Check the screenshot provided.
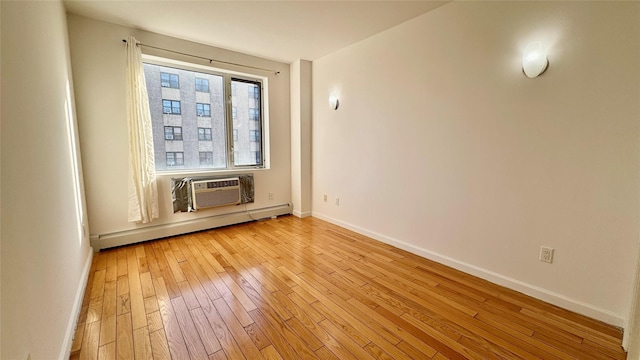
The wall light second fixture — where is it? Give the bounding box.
[329,93,340,110]
[522,42,549,78]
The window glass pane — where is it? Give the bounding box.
[231,79,262,166]
[144,63,226,170]
[195,77,209,92]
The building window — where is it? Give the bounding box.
[249,85,259,100]
[162,100,181,114]
[144,61,266,171]
[166,152,184,166]
[160,72,179,88]
[196,103,211,117]
[249,130,259,142]
[249,108,259,121]
[198,127,212,141]
[251,151,261,164]
[164,126,182,140]
[199,152,213,165]
[195,77,209,92]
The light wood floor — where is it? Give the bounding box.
[71,216,626,360]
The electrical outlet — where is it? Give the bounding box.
[335,197,340,206]
[323,194,327,202]
[268,192,274,200]
[540,246,554,263]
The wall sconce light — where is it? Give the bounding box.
[522,42,549,78]
[329,94,340,110]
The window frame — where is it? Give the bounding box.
[166,151,184,166]
[196,103,211,117]
[164,126,183,141]
[162,99,181,115]
[198,127,212,141]
[160,72,179,88]
[143,55,268,173]
[195,77,209,92]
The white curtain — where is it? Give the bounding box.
[125,36,159,223]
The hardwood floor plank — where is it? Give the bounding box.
[212,297,265,360]
[116,313,133,360]
[72,217,626,360]
[79,320,100,360]
[99,281,117,346]
[153,277,190,360]
[260,345,284,360]
[171,295,209,359]
[127,248,147,330]
[191,307,223,355]
[132,326,153,360]
[149,329,171,360]
[97,342,115,360]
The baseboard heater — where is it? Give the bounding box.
[90,203,293,251]
[192,177,241,209]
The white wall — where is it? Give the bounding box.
[67,15,291,246]
[290,59,312,218]
[312,1,640,328]
[1,1,92,359]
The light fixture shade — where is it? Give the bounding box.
[329,94,339,110]
[522,42,548,78]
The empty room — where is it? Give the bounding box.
[2,0,640,359]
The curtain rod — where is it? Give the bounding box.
[122,39,280,75]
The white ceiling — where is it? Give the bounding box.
[63,0,447,63]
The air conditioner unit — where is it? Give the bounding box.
[197,111,204,116]
[191,178,241,210]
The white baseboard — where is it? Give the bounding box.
[91,204,293,251]
[59,246,94,360]
[311,211,625,329]
[293,210,312,218]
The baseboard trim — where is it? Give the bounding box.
[311,211,625,329]
[91,204,293,251]
[59,246,94,360]
[292,210,312,218]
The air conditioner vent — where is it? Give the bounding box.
[191,178,241,210]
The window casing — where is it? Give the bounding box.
[143,59,266,172]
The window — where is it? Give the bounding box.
[198,127,212,141]
[164,126,182,140]
[199,152,213,165]
[249,108,259,121]
[195,77,209,92]
[160,72,179,88]
[162,100,181,114]
[166,152,184,166]
[249,86,259,100]
[143,61,265,171]
[249,130,259,142]
[196,103,211,117]
[252,151,261,164]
